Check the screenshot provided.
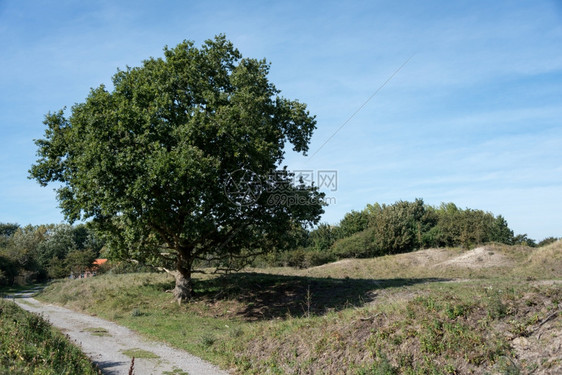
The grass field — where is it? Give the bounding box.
[0,299,100,374]
[36,241,562,374]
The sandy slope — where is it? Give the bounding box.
[434,246,513,269]
[7,291,229,375]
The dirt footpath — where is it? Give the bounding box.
[8,292,229,375]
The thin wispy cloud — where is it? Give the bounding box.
[0,0,560,239]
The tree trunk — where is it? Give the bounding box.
[172,258,193,303]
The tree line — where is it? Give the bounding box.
[0,223,104,286]
[2,199,558,284]
[263,199,558,269]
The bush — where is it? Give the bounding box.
[250,252,284,268]
[538,237,559,247]
[0,254,17,286]
[331,228,377,259]
[252,248,336,269]
[369,199,428,254]
[285,248,308,268]
[430,203,515,248]
[305,249,336,267]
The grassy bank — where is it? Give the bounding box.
[0,299,100,374]
[37,242,562,374]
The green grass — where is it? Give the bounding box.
[36,241,562,374]
[82,327,111,337]
[121,348,159,359]
[163,369,190,375]
[0,299,100,375]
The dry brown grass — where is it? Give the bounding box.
[221,279,562,374]
[251,242,562,281]
[434,246,513,269]
[519,239,562,278]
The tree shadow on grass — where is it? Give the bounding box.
[191,273,451,321]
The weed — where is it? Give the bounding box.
[131,308,143,317]
[199,333,216,348]
[229,326,244,338]
[486,291,507,320]
[495,356,521,374]
[358,353,397,374]
[445,303,468,319]
[510,320,529,337]
[420,319,444,354]
[417,295,440,311]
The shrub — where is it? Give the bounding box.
[304,249,336,267]
[538,237,559,247]
[331,227,377,259]
[285,248,307,268]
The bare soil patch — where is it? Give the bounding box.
[511,321,562,375]
[398,247,453,267]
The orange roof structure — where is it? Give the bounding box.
[93,259,108,267]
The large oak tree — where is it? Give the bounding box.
[30,35,324,300]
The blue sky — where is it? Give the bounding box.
[1,0,561,240]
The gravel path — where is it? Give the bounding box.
[7,290,230,375]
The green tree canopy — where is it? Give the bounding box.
[338,210,369,238]
[0,223,19,238]
[30,35,324,300]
